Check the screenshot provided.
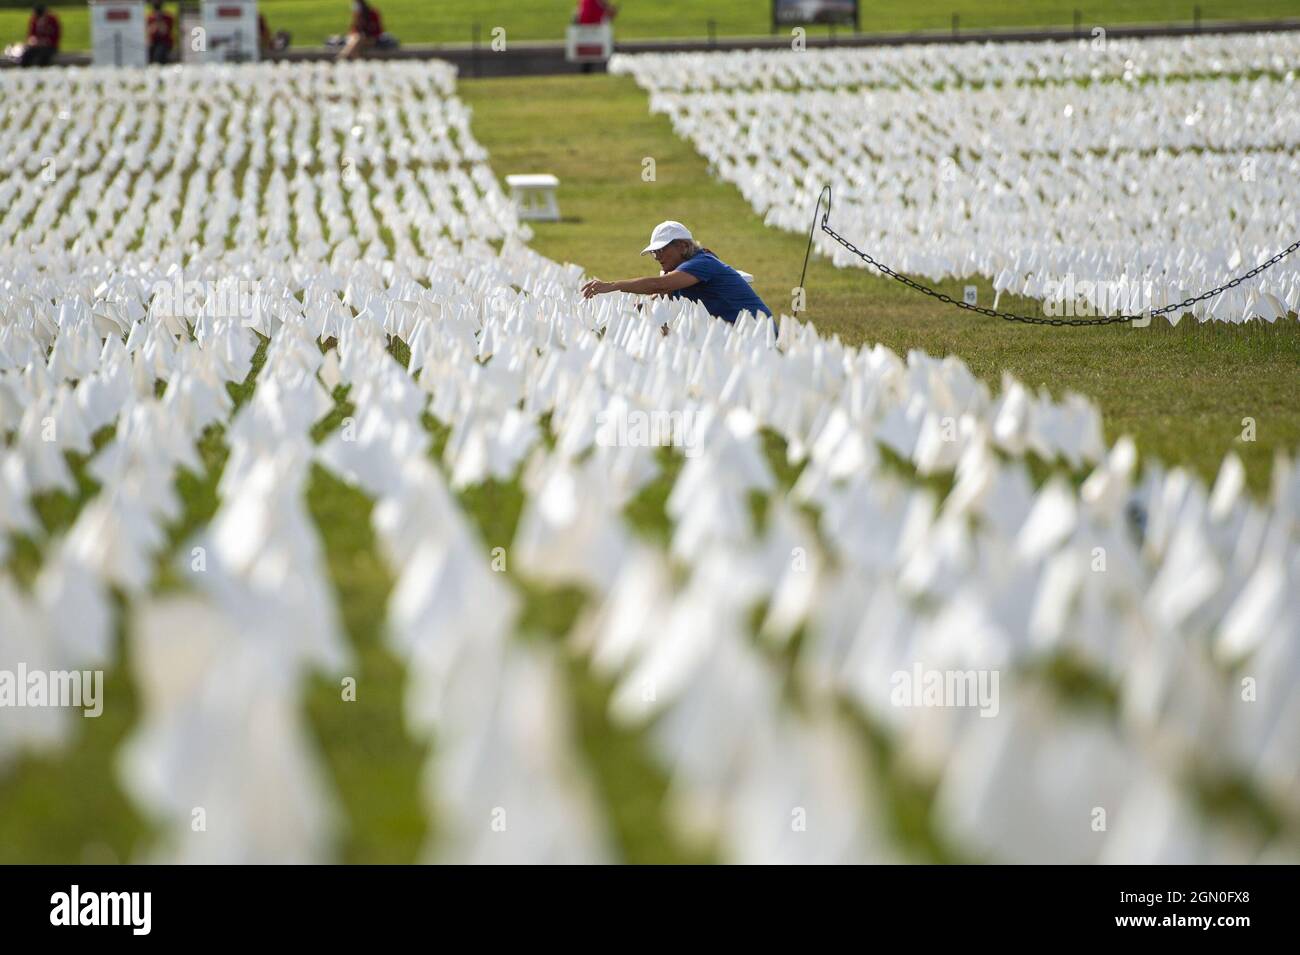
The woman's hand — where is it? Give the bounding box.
[581,279,618,299]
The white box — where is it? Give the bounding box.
[90,0,147,68]
[565,23,612,63]
[200,0,259,63]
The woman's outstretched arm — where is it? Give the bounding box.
[581,271,698,299]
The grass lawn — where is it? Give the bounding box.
[4,1,1300,53]
[460,73,1300,495]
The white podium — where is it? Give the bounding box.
[200,0,259,63]
[90,0,147,68]
[565,22,613,64]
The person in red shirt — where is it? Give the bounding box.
[572,0,616,72]
[574,0,618,24]
[21,4,60,68]
[146,1,176,64]
[338,0,383,60]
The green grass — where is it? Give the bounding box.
[4,1,1299,53]
[460,73,1300,493]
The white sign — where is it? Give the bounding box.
[565,23,612,64]
[90,0,147,68]
[200,0,259,63]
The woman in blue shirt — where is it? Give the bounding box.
[581,220,775,332]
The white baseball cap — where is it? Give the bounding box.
[640,220,693,255]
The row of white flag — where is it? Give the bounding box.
[613,36,1300,323]
[608,32,1300,92]
[3,233,1297,861]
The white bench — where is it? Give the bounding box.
[505,174,561,222]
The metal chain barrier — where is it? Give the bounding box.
[800,185,1300,327]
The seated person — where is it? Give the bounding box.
[338,0,383,60]
[573,0,618,24]
[572,0,616,71]
[259,13,290,53]
[146,1,176,65]
[21,4,59,68]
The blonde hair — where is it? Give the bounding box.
[676,238,713,258]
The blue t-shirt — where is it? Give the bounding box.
[671,252,773,326]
